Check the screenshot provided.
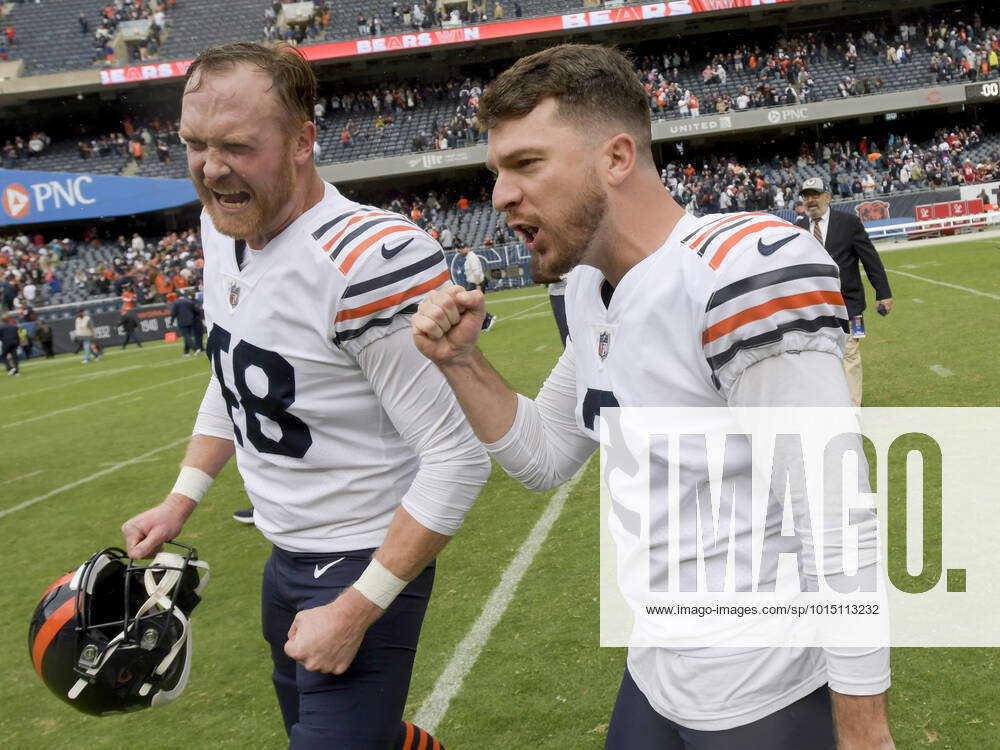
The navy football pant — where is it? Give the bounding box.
[262,545,435,750]
[605,667,836,750]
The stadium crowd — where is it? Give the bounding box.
[0,227,203,319]
[637,14,1000,120]
[88,0,170,64]
[660,123,998,214]
[325,76,484,152]
[1,131,51,167]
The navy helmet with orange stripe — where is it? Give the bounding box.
[28,541,209,716]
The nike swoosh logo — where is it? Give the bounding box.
[757,233,799,256]
[381,238,414,259]
[313,557,345,579]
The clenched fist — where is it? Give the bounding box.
[412,285,486,366]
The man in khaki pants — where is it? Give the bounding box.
[796,177,893,406]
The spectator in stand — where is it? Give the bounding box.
[439,225,455,251]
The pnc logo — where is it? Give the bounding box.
[2,184,30,220]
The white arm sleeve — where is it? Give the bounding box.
[192,371,236,441]
[355,319,491,536]
[484,338,597,491]
[731,350,891,696]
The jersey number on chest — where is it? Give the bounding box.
[207,324,313,458]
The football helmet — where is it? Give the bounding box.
[28,541,209,716]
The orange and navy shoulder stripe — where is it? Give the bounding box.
[682,212,799,270]
[701,260,847,388]
[311,206,424,274]
[320,206,450,346]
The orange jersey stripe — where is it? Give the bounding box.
[689,212,765,250]
[37,572,73,606]
[416,728,429,750]
[402,722,415,750]
[322,212,395,251]
[432,738,441,750]
[32,597,76,677]
[335,269,450,323]
[702,289,844,345]
[338,225,417,274]
[708,220,795,270]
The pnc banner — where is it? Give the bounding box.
[0,170,197,227]
[99,0,798,85]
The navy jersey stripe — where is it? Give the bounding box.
[706,263,840,311]
[333,303,420,346]
[342,250,445,299]
[696,216,757,257]
[705,314,848,376]
[311,211,356,240]
[329,216,418,261]
[681,219,718,244]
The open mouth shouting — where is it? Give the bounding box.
[509,220,540,252]
[211,188,252,210]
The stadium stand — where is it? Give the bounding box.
[0,0,591,75]
[4,10,996,178]
[2,0,1000,316]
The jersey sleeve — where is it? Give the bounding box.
[698,220,848,398]
[322,210,450,354]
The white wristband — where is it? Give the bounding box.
[171,466,214,503]
[352,558,407,610]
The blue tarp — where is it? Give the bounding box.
[0,169,197,227]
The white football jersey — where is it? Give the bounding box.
[200,183,452,553]
[565,211,849,731]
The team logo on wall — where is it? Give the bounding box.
[855,201,890,222]
[598,330,611,361]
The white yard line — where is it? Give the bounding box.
[0,372,205,429]
[499,300,550,323]
[1,356,194,401]
[0,469,43,486]
[76,364,145,380]
[146,358,208,369]
[486,292,548,305]
[501,310,551,322]
[413,460,591,734]
[886,269,1000,301]
[930,365,954,378]
[0,436,188,519]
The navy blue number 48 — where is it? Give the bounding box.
[206,325,313,458]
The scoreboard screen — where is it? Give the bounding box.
[965,81,1000,103]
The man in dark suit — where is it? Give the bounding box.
[169,288,202,357]
[1,313,20,376]
[796,177,893,406]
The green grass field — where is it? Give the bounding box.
[2,236,999,749]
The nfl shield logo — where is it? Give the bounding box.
[598,330,610,361]
[228,281,241,309]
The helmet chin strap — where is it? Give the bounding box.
[68,552,209,703]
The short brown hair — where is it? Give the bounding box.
[478,44,651,155]
[184,41,316,131]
